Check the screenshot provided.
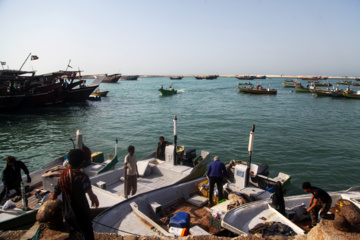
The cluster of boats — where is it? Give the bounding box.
[283,79,360,99]
[0,69,110,111]
[0,123,294,236]
[1,118,360,238]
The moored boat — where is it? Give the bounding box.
[294,83,310,93]
[121,75,139,80]
[92,125,291,237]
[238,84,277,94]
[194,75,219,80]
[91,88,109,97]
[282,81,295,88]
[170,76,183,80]
[238,82,253,86]
[102,74,121,83]
[222,186,360,236]
[336,80,353,85]
[314,88,332,97]
[331,87,345,97]
[343,90,360,99]
[0,130,119,230]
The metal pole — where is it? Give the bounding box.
[19,53,31,71]
[66,59,71,71]
[245,124,255,187]
[173,115,177,165]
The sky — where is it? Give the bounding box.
[1,0,359,76]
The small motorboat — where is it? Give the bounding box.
[159,84,177,96]
[92,88,109,97]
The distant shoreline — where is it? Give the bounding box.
[83,74,358,80]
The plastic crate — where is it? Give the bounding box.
[198,180,227,204]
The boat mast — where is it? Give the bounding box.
[66,59,71,71]
[19,53,32,71]
[245,125,255,187]
[173,115,177,165]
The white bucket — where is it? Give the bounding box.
[169,227,188,236]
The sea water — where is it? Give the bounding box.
[0,77,359,196]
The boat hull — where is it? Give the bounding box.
[159,89,177,95]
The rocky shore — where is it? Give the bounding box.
[1,220,359,240]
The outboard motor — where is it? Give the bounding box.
[184,149,196,166]
[257,163,269,176]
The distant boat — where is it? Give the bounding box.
[194,75,219,80]
[336,80,353,85]
[301,76,328,80]
[294,83,311,93]
[236,75,266,80]
[170,76,183,80]
[121,75,139,80]
[331,87,345,97]
[343,89,360,99]
[282,81,296,88]
[238,85,277,94]
[102,74,121,83]
[238,82,253,86]
[314,88,332,97]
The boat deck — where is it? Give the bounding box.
[155,199,220,234]
[105,173,181,198]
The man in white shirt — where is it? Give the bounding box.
[124,145,139,196]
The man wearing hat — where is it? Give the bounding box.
[0,156,31,203]
[207,156,227,206]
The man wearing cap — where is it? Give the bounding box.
[0,156,31,203]
[207,156,227,206]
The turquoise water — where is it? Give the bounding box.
[1,77,359,196]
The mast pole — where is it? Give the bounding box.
[245,125,255,187]
[19,53,31,71]
[173,115,177,165]
[66,59,71,71]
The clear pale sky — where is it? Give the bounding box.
[1,0,359,76]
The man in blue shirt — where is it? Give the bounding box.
[207,156,227,206]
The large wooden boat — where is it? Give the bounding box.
[0,70,104,110]
[102,74,121,83]
[236,75,266,80]
[194,75,219,80]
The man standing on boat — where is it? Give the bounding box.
[124,145,139,196]
[302,182,333,227]
[207,156,227,206]
[156,136,171,160]
[0,156,31,203]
